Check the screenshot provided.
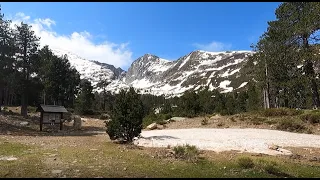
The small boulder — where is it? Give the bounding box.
[52,170,62,174]
[146,123,157,130]
[157,125,164,130]
[268,144,279,150]
[20,121,29,126]
[72,115,82,130]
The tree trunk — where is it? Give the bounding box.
[21,91,28,117]
[0,87,3,113]
[310,77,320,109]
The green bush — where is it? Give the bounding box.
[262,108,303,117]
[250,116,266,125]
[237,157,254,169]
[27,106,37,113]
[106,88,144,142]
[173,144,199,162]
[300,112,320,124]
[164,114,172,120]
[276,119,306,133]
[142,113,172,128]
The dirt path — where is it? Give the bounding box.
[134,128,320,156]
[0,115,109,149]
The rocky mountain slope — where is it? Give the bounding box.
[108,50,254,96]
[51,49,254,97]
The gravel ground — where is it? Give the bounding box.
[134,128,320,156]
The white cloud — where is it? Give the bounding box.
[10,12,133,69]
[193,41,232,52]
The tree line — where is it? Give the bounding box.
[0,6,85,117]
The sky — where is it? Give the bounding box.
[1,2,281,70]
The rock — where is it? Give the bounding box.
[309,157,319,162]
[72,115,82,130]
[268,144,279,150]
[20,121,29,126]
[157,125,164,130]
[166,119,175,123]
[270,125,275,128]
[170,117,186,121]
[0,156,17,161]
[82,119,87,123]
[146,123,157,130]
[48,154,57,157]
[90,149,98,151]
[123,167,127,171]
[277,148,292,155]
[51,170,62,174]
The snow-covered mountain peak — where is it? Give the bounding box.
[49,48,254,97]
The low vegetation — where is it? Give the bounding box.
[173,144,200,162]
[237,157,255,169]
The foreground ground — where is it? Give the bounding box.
[1,109,320,177]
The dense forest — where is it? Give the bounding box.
[1,2,320,122]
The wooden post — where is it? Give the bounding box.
[60,112,63,130]
[40,111,43,131]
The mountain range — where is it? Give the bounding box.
[52,48,254,97]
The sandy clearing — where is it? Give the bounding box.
[134,128,320,156]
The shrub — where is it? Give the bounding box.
[157,120,167,125]
[265,119,277,125]
[106,88,144,142]
[276,119,306,133]
[250,116,266,125]
[230,117,236,122]
[238,114,245,121]
[217,122,224,127]
[262,108,303,117]
[99,114,109,120]
[173,144,199,162]
[300,112,320,124]
[164,113,172,120]
[27,106,37,113]
[237,157,254,169]
[201,117,208,125]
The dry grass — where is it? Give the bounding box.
[1,107,320,177]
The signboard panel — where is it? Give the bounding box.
[43,112,61,123]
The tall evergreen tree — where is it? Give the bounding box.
[75,79,94,115]
[15,22,40,117]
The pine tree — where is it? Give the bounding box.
[273,2,320,108]
[15,22,40,117]
[0,6,16,112]
[75,79,94,115]
[106,87,144,142]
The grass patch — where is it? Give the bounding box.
[276,118,307,133]
[300,111,320,124]
[265,119,277,125]
[237,157,254,169]
[0,141,47,178]
[1,140,320,178]
[262,108,303,117]
[142,113,172,128]
[173,144,200,162]
[249,116,266,125]
[27,106,37,113]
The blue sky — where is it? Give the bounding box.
[1,2,281,70]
